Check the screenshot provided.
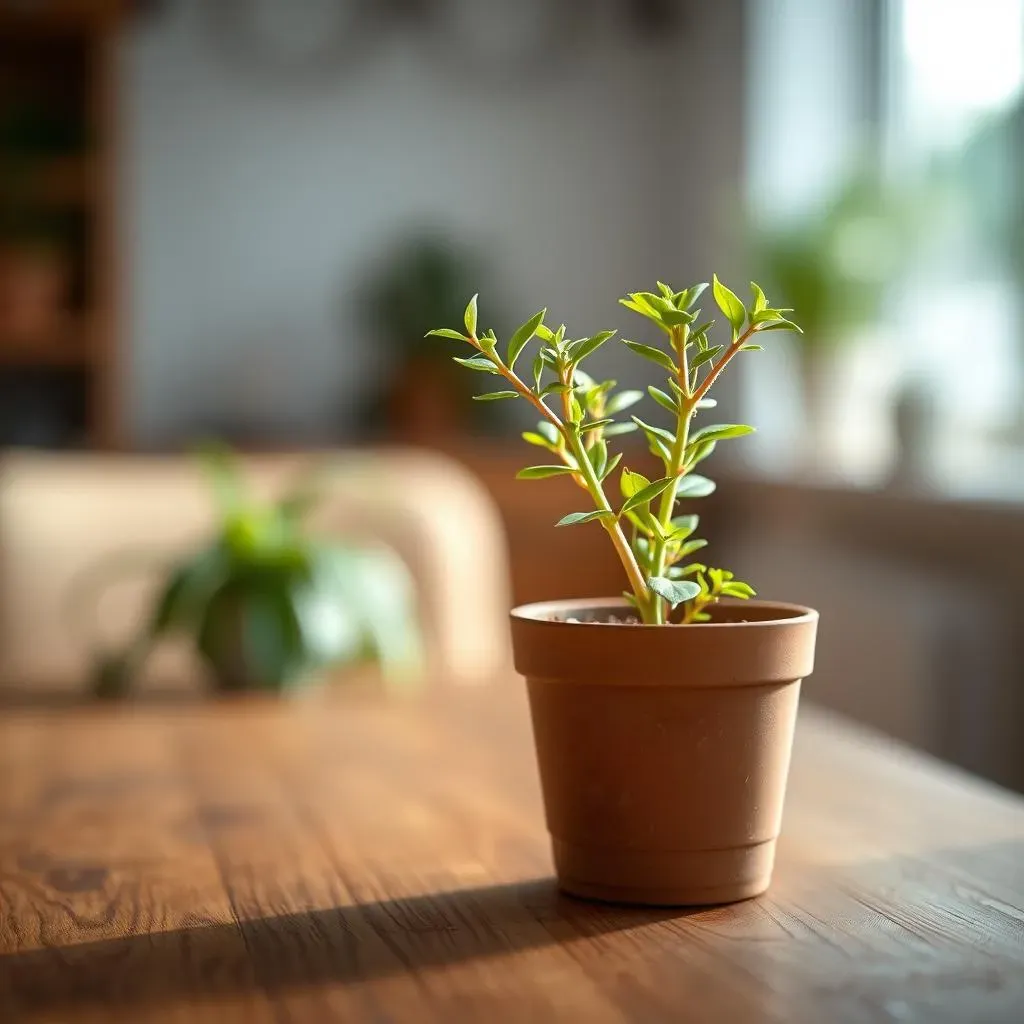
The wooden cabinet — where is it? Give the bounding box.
[0,0,122,447]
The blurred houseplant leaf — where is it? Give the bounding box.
[86,445,422,696]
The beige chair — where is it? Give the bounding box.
[0,448,512,692]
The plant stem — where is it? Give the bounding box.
[478,335,650,616]
[647,326,693,622]
[557,363,651,615]
[690,323,758,407]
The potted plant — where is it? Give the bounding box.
[358,233,496,443]
[89,445,421,697]
[429,278,818,905]
[753,169,914,469]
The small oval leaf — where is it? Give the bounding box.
[555,510,612,527]
[473,391,518,401]
[507,309,547,368]
[648,576,701,609]
[453,355,499,373]
[516,465,577,480]
[606,389,644,414]
[426,328,466,341]
[675,474,716,498]
[622,340,677,373]
[464,293,479,336]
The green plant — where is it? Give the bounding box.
[90,446,421,697]
[360,234,483,358]
[752,169,913,349]
[428,279,801,625]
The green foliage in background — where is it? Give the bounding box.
[360,234,486,358]
[91,446,421,697]
[752,169,916,349]
[429,279,802,625]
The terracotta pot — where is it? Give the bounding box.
[510,598,818,906]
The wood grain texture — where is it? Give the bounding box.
[2,681,1024,1023]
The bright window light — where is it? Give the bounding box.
[902,0,1024,140]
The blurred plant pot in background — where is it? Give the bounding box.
[0,244,69,338]
[384,353,468,444]
[510,598,818,906]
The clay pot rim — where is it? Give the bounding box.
[511,597,817,630]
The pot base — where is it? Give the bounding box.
[552,836,777,907]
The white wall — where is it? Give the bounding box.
[119,0,745,444]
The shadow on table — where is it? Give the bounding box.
[0,876,692,1013]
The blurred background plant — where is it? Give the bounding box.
[89,444,421,697]
[749,163,931,471]
[357,232,502,444]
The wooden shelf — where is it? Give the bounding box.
[0,1,122,32]
[2,155,97,206]
[0,317,93,366]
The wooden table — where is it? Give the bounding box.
[2,680,1023,1023]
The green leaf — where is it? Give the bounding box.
[677,538,709,557]
[631,416,676,446]
[478,329,498,354]
[685,439,717,467]
[556,510,611,527]
[603,421,638,437]
[540,382,573,397]
[648,436,673,464]
[600,451,623,481]
[668,562,706,579]
[579,417,614,433]
[464,293,479,336]
[567,330,616,363]
[622,339,677,373]
[539,347,560,367]
[671,513,700,534]
[507,309,547,368]
[606,389,644,414]
[741,344,765,352]
[590,438,608,477]
[516,465,577,480]
[712,274,745,332]
[473,391,518,401]
[425,328,466,341]
[572,368,596,392]
[536,420,560,445]
[532,351,544,391]
[675,474,716,498]
[688,423,755,444]
[657,280,674,299]
[453,355,499,373]
[674,283,709,309]
[750,281,768,313]
[689,345,723,370]
[757,318,803,334]
[535,323,555,342]
[647,386,678,413]
[568,394,584,423]
[620,467,651,499]
[619,296,670,332]
[621,476,675,514]
[674,561,708,577]
[695,398,717,409]
[660,308,695,327]
[721,581,757,598]
[648,576,701,609]
[522,431,550,448]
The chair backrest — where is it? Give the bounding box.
[0,448,512,692]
